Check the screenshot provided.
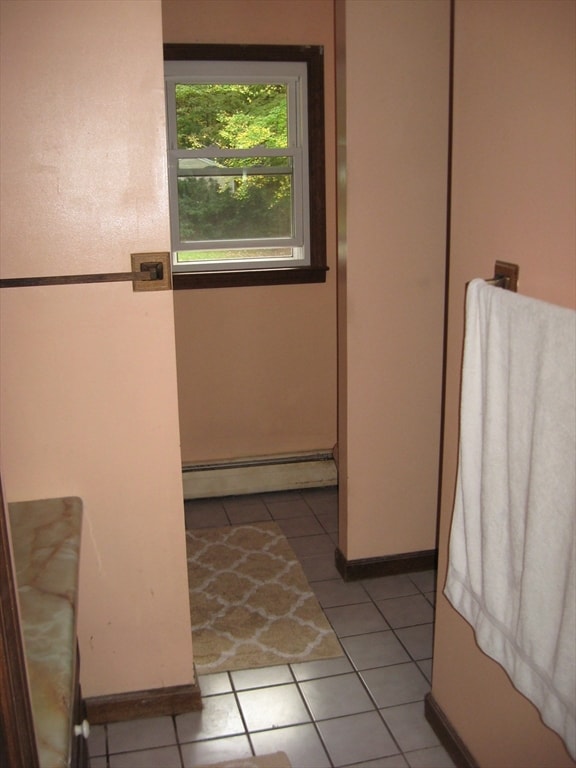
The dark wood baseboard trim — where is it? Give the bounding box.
[424,693,479,768]
[86,681,202,724]
[335,547,437,581]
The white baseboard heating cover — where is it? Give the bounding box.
[182,451,337,499]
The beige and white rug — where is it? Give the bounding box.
[187,522,342,674]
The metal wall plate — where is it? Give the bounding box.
[131,252,172,291]
[493,260,519,292]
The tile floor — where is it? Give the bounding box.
[88,487,455,768]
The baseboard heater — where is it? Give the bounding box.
[182,451,337,499]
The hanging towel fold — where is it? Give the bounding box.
[444,279,576,759]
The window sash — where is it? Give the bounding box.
[165,61,309,272]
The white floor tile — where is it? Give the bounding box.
[277,516,325,537]
[289,533,336,558]
[317,711,399,766]
[87,724,106,757]
[176,693,244,742]
[376,595,434,629]
[395,624,434,660]
[237,683,310,731]
[381,702,441,752]
[362,575,420,601]
[251,723,331,768]
[107,716,177,754]
[361,663,430,708]
[180,734,253,768]
[198,671,233,696]
[299,672,375,720]
[231,664,293,690]
[341,757,409,768]
[324,602,390,636]
[299,553,342,582]
[408,571,437,594]
[291,655,353,681]
[342,630,410,670]
[404,745,457,768]
[108,745,181,768]
[417,659,433,683]
[89,758,107,768]
[312,578,371,608]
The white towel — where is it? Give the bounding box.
[444,279,576,758]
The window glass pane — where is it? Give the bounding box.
[175,83,288,150]
[177,160,293,241]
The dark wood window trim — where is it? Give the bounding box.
[163,43,327,290]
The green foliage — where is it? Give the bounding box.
[178,177,290,241]
[175,84,288,149]
[175,83,292,248]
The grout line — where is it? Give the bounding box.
[172,713,186,768]
[227,671,258,759]
[287,664,336,768]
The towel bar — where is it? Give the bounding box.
[0,265,161,288]
[0,253,171,292]
[485,260,519,292]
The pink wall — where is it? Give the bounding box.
[432,1,576,764]
[162,0,338,464]
[336,0,450,559]
[0,1,194,697]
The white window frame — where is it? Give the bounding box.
[164,60,311,274]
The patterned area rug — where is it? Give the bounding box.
[187,522,343,674]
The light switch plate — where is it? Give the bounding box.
[131,252,171,292]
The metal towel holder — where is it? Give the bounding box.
[485,260,519,292]
[0,253,171,292]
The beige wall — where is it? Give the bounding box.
[336,0,450,559]
[162,0,338,465]
[0,0,194,697]
[432,1,576,765]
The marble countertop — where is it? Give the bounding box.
[9,497,83,768]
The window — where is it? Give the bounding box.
[164,45,327,289]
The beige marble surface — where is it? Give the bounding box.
[9,497,82,768]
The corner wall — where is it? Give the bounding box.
[432,2,576,764]
[336,0,450,560]
[0,0,194,697]
[162,0,338,465]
